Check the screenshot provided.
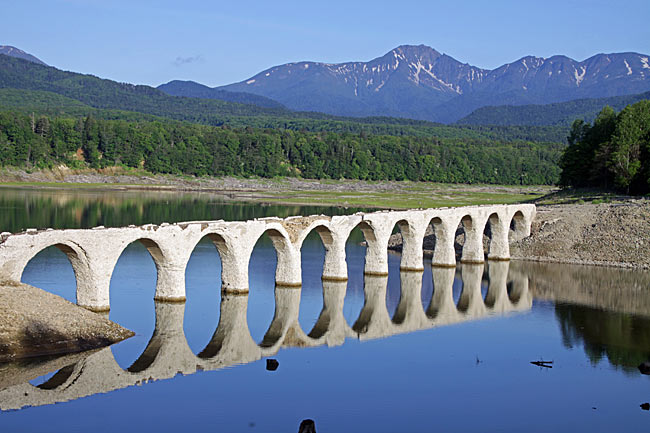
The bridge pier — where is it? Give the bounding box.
[460,216,487,264]
[359,217,393,277]
[399,220,427,272]
[427,267,458,321]
[457,264,486,316]
[432,219,457,267]
[484,261,510,311]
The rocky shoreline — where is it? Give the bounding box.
[0,281,133,362]
[511,201,650,269]
[387,200,650,270]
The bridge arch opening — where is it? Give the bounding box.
[20,243,84,303]
[184,233,224,356]
[109,238,161,370]
[510,210,528,241]
[457,215,483,264]
[386,219,417,324]
[298,225,331,341]
[484,212,509,260]
[342,222,375,329]
[248,228,296,347]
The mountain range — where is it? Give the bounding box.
[1,44,649,127]
[162,44,650,123]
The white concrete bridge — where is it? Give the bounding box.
[0,261,532,411]
[0,204,535,312]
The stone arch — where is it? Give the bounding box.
[183,232,227,356]
[20,241,89,304]
[509,210,529,242]
[110,237,168,285]
[390,218,425,272]
[458,214,485,264]
[108,237,165,369]
[297,223,335,276]
[484,212,510,261]
[297,223,333,338]
[345,220,384,276]
[251,227,300,288]
[429,214,466,267]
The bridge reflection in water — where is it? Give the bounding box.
[0,261,530,411]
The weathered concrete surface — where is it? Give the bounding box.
[0,204,535,311]
[0,282,133,362]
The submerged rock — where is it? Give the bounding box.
[298,419,316,433]
[0,281,134,361]
[266,358,279,371]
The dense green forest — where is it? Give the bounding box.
[559,100,650,194]
[0,88,568,144]
[0,109,562,184]
[0,55,568,143]
[457,91,650,127]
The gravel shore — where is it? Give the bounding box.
[511,201,650,269]
[386,200,650,269]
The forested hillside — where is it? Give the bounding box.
[559,100,650,194]
[0,110,561,184]
[458,92,650,126]
[0,88,568,143]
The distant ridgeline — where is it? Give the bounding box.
[3,50,646,186]
[0,53,565,185]
[457,91,650,127]
[559,100,650,194]
[0,55,565,142]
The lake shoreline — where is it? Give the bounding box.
[0,166,551,209]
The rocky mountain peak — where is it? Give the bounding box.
[0,45,47,66]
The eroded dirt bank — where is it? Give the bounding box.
[0,282,133,362]
[511,201,650,269]
[387,200,650,269]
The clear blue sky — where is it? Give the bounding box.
[3,0,649,87]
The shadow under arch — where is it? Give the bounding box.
[20,242,87,303]
[33,365,76,390]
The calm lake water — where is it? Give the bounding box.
[1,187,650,432]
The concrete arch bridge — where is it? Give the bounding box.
[0,260,531,411]
[0,204,535,312]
